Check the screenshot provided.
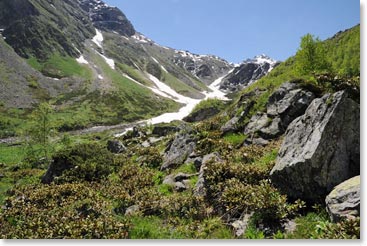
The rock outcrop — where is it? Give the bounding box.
[270,91,360,202]
[244,82,315,145]
[160,128,197,171]
[326,176,360,222]
[183,107,221,123]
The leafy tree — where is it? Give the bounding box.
[296,34,330,75]
[24,102,56,166]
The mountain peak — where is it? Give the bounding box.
[78,0,135,36]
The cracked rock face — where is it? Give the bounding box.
[270,91,360,202]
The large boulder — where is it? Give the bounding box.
[326,176,360,222]
[160,129,197,171]
[270,91,360,202]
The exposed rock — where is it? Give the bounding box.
[152,125,180,137]
[160,130,197,171]
[231,213,253,237]
[220,55,279,92]
[162,174,190,192]
[0,173,4,180]
[79,0,135,36]
[270,91,360,202]
[174,182,187,192]
[183,107,221,123]
[185,154,203,171]
[107,140,126,153]
[221,116,240,134]
[194,152,223,197]
[266,82,315,126]
[174,172,192,182]
[125,205,140,216]
[243,113,269,136]
[243,82,315,140]
[326,176,360,222]
[244,137,269,147]
[162,174,175,186]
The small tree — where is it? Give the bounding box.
[296,34,330,75]
[24,102,56,167]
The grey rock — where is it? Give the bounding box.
[152,125,180,137]
[163,174,175,186]
[183,107,221,123]
[231,213,253,237]
[141,141,150,148]
[326,176,360,222]
[185,156,203,171]
[221,116,240,134]
[194,152,223,197]
[174,182,187,192]
[161,131,197,171]
[258,117,283,139]
[174,172,191,182]
[270,91,360,202]
[243,113,269,136]
[244,137,269,146]
[107,140,126,153]
[125,205,140,216]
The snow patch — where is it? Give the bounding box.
[92,29,104,48]
[76,55,89,65]
[98,74,104,80]
[99,53,115,70]
[151,57,168,73]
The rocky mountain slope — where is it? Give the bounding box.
[0,0,276,137]
[0,0,359,240]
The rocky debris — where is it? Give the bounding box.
[270,91,360,202]
[106,140,126,153]
[183,107,221,123]
[125,205,140,216]
[152,125,180,137]
[160,129,197,171]
[194,152,223,197]
[141,137,163,148]
[185,153,203,171]
[0,173,4,180]
[243,113,269,136]
[163,173,194,192]
[326,176,360,222]
[244,137,269,147]
[123,126,146,140]
[231,213,253,237]
[244,82,315,144]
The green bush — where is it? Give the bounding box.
[0,183,130,239]
[45,143,114,183]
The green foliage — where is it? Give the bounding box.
[313,218,360,239]
[0,183,130,239]
[191,98,226,115]
[23,102,56,166]
[28,54,92,79]
[325,25,360,77]
[295,34,330,75]
[50,142,114,183]
[223,133,247,147]
[135,147,163,169]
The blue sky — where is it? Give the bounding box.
[104,0,359,63]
